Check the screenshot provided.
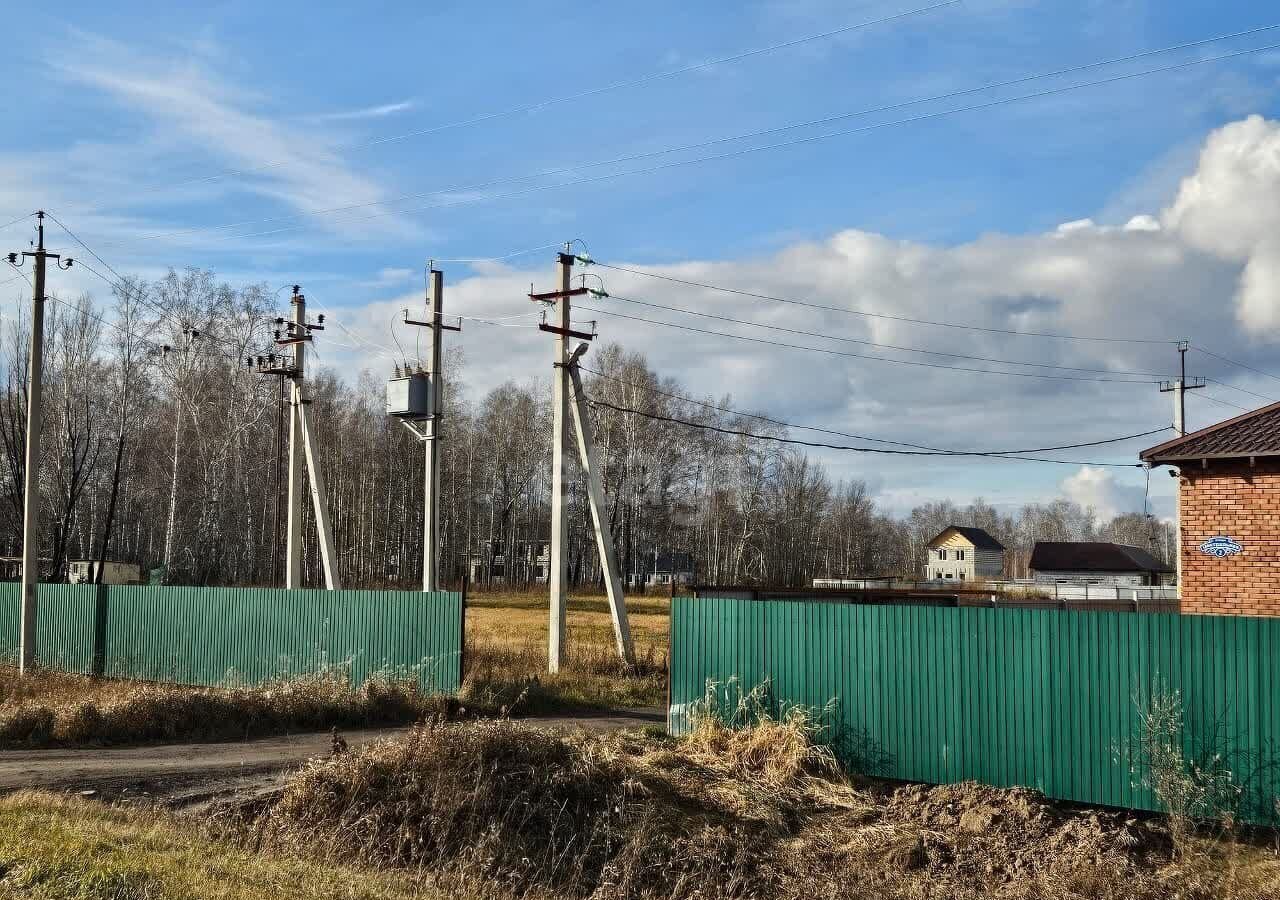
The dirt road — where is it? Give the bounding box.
[0,708,664,808]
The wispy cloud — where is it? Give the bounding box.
[48,30,417,244]
[308,100,416,122]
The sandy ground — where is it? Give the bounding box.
[0,709,664,810]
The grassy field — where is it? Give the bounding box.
[464,589,670,660]
[0,792,444,900]
[460,590,669,714]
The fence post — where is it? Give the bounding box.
[92,582,109,678]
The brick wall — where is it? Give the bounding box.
[1179,457,1280,616]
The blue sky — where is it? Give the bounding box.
[4,0,1280,519]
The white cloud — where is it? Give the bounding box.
[316,114,1280,513]
[48,31,411,243]
[1162,115,1280,333]
[1060,466,1144,521]
[309,100,415,122]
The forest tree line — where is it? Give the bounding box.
[0,269,1175,589]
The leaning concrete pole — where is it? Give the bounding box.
[567,357,635,667]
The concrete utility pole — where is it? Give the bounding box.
[530,252,635,672]
[1158,340,1204,602]
[399,265,460,592]
[7,212,70,675]
[285,288,306,588]
[549,250,572,672]
[423,269,444,592]
[271,286,340,589]
[1159,341,1205,436]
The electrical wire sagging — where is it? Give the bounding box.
[584,393,1154,468]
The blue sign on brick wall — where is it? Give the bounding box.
[1199,535,1243,558]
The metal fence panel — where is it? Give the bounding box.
[0,584,461,693]
[670,596,1280,824]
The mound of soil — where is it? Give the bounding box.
[214,719,1274,900]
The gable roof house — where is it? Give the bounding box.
[1142,400,1280,616]
[925,526,1005,581]
[1029,542,1172,587]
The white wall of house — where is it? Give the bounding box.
[923,531,1003,581]
[1031,570,1148,586]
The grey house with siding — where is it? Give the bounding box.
[924,526,1005,581]
[1029,542,1173,586]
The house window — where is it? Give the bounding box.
[956,550,965,561]
[936,571,943,579]
[937,549,947,561]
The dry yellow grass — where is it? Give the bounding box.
[223,707,1280,900]
[464,589,670,659]
[0,669,445,749]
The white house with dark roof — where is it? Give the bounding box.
[1028,542,1173,587]
[924,526,1005,581]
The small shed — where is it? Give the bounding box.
[1028,542,1171,587]
[67,560,144,585]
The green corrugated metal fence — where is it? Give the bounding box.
[670,597,1280,824]
[0,584,462,693]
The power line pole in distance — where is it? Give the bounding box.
[6,211,73,675]
[1158,339,1204,602]
[399,264,461,592]
[1159,340,1204,436]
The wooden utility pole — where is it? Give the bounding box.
[400,265,460,592]
[7,212,70,674]
[530,252,634,672]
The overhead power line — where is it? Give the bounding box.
[0,213,35,232]
[592,288,1172,377]
[45,212,273,358]
[584,394,1149,467]
[590,261,1175,345]
[579,363,1169,456]
[1199,393,1253,414]
[113,1,960,201]
[107,34,1280,247]
[1194,347,1280,387]
[577,303,1159,384]
[1204,378,1276,405]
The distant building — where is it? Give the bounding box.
[1029,542,1172,587]
[924,527,1005,581]
[629,551,695,588]
[67,560,145,585]
[468,540,549,585]
[1142,400,1280,615]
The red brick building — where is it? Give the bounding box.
[1141,403,1280,616]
